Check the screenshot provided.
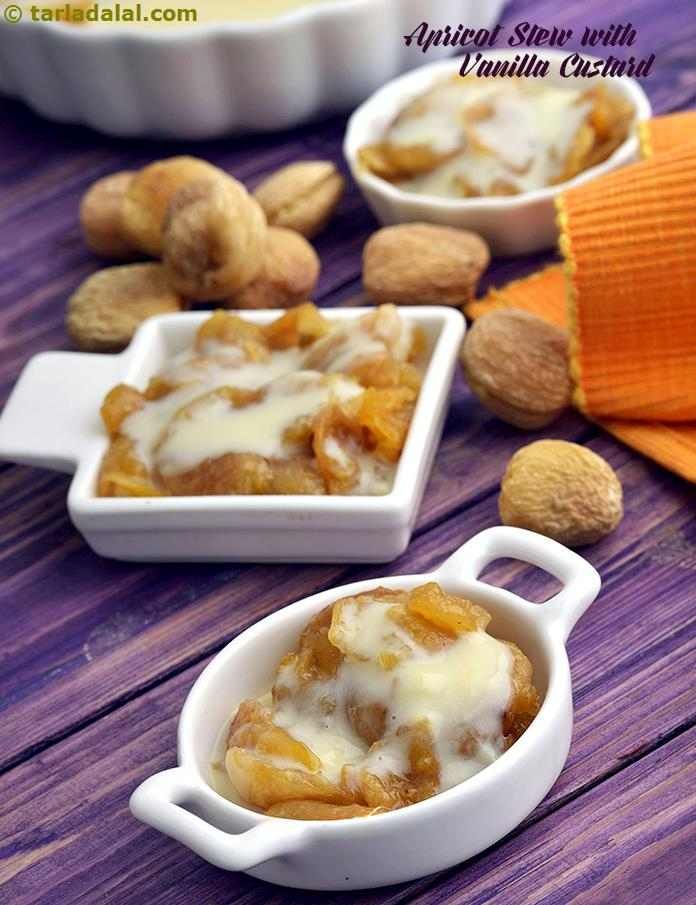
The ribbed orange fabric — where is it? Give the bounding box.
[640,111,696,158]
[467,265,568,328]
[600,420,696,483]
[463,111,696,483]
[559,143,696,423]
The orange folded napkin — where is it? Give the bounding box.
[466,112,696,483]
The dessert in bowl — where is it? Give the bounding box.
[217,579,540,820]
[345,49,651,254]
[130,526,601,888]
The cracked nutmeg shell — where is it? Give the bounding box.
[461,308,572,428]
[499,440,623,547]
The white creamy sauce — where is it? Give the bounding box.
[304,308,414,373]
[390,108,463,156]
[391,78,592,196]
[164,344,304,389]
[155,373,360,476]
[348,453,395,496]
[324,333,386,373]
[321,435,395,497]
[389,80,496,155]
[267,598,513,791]
[323,435,351,469]
[124,345,305,469]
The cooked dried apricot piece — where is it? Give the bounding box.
[347,700,387,747]
[283,605,343,685]
[502,641,541,743]
[387,604,452,652]
[144,377,177,400]
[349,357,422,392]
[97,436,161,497]
[266,801,385,820]
[229,701,321,772]
[328,588,410,659]
[195,309,268,355]
[312,404,361,494]
[157,452,274,496]
[267,457,326,495]
[225,747,353,811]
[352,770,406,809]
[404,721,440,792]
[358,142,447,182]
[353,387,416,462]
[100,384,145,436]
[264,301,330,349]
[408,582,491,636]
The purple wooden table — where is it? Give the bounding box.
[1,1,694,901]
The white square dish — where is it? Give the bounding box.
[0,307,464,562]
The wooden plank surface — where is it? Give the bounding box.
[0,399,597,770]
[0,529,693,902]
[0,0,695,900]
[1,421,690,774]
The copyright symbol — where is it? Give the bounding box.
[4,4,23,23]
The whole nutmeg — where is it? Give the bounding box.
[228,227,320,309]
[66,263,185,352]
[363,223,490,306]
[499,440,623,547]
[461,309,572,428]
[253,161,345,238]
[161,177,267,301]
[79,171,138,259]
[121,156,225,256]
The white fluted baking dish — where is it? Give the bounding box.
[344,49,652,254]
[0,0,506,137]
[0,306,464,562]
[130,525,601,889]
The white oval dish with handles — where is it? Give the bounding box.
[130,525,601,890]
[0,0,506,137]
[0,306,463,563]
[344,49,652,255]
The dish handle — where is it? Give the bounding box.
[130,768,310,872]
[437,526,601,642]
[0,351,121,474]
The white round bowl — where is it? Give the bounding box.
[130,526,601,890]
[344,49,652,255]
[0,0,506,137]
